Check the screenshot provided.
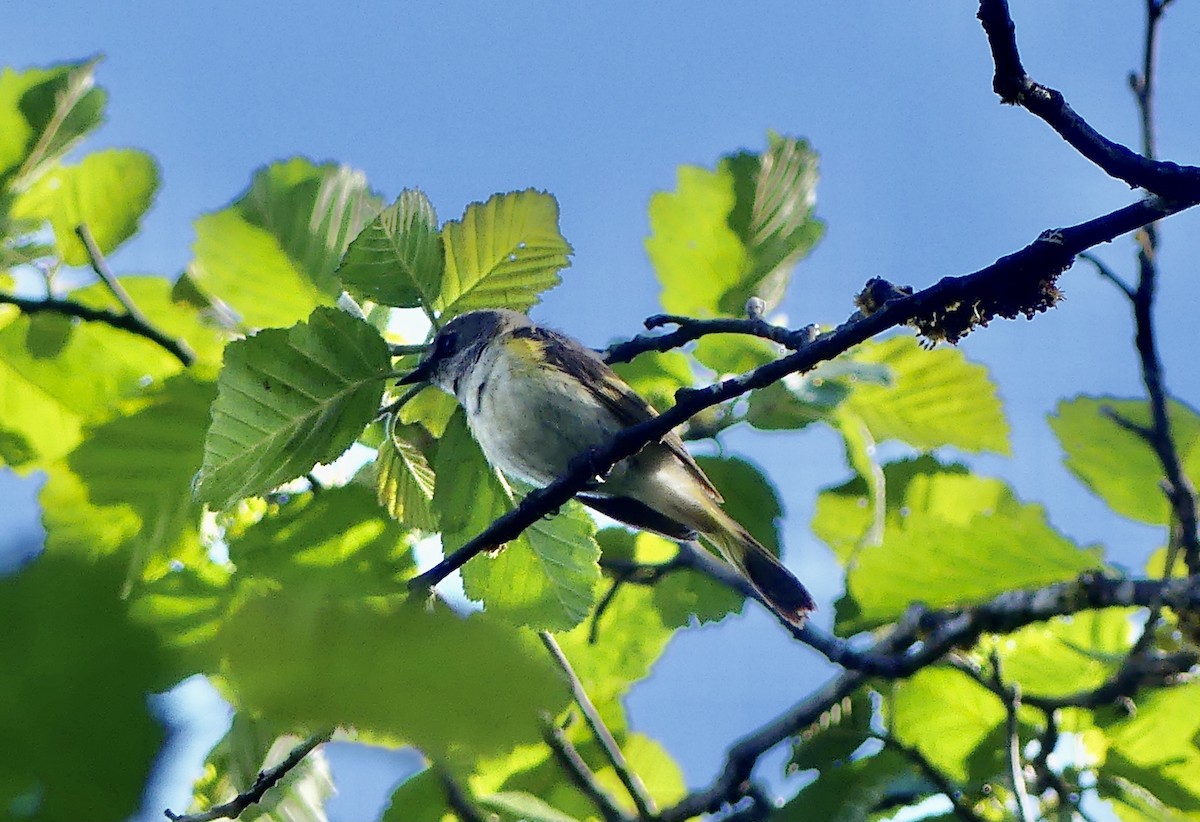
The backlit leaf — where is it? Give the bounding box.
[11,147,158,265]
[815,457,1102,632]
[1050,396,1200,525]
[889,667,1005,782]
[436,189,571,317]
[219,596,568,760]
[376,422,438,531]
[0,59,105,187]
[188,158,383,328]
[843,336,1010,455]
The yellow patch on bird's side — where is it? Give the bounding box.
[499,335,549,374]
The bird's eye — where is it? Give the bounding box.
[437,330,458,356]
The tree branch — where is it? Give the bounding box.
[164,730,333,822]
[74,223,197,367]
[0,291,196,367]
[976,0,1200,199]
[602,314,818,365]
[406,194,1192,594]
[538,631,656,817]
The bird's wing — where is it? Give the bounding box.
[510,325,723,502]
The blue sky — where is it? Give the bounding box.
[3,1,1200,819]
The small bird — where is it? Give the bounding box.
[400,309,815,625]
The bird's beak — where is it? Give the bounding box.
[397,358,434,385]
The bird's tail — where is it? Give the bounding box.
[702,508,815,626]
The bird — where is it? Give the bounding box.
[399,308,815,625]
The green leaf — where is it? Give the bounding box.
[219,595,568,759]
[399,384,459,438]
[842,336,1010,454]
[775,748,928,822]
[696,455,783,553]
[990,608,1135,698]
[338,189,443,308]
[436,189,572,317]
[746,357,887,432]
[195,306,391,508]
[0,279,201,470]
[1099,681,1200,812]
[188,158,383,328]
[64,375,215,581]
[0,554,168,821]
[646,134,823,318]
[384,769,453,822]
[1050,396,1200,525]
[693,333,779,375]
[377,422,439,530]
[23,311,74,357]
[554,564,676,709]
[610,349,694,413]
[71,274,230,370]
[10,147,159,265]
[646,164,748,318]
[720,132,824,314]
[228,484,415,598]
[129,559,232,676]
[0,59,106,188]
[436,411,601,630]
[889,667,1005,782]
[493,732,685,819]
[814,457,1102,632]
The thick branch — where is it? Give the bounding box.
[407,195,1190,593]
[164,730,333,822]
[976,0,1200,200]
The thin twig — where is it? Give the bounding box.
[0,291,195,366]
[541,719,632,822]
[164,730,333,822]
[877,734,988,822]
[1078,252,1135,299]
[658,672,867,821]
[989,652,1033,822]
[1122,0,1200,575]
[76,225,152,324]
[602,314,817,365]
[71,223,197,366]
[538,631,657,817]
